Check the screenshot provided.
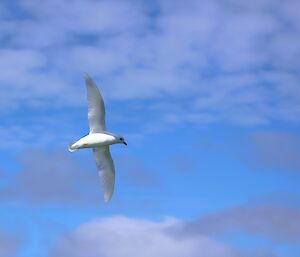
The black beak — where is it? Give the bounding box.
[123,141,127,146]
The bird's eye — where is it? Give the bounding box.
[120,138,123,141]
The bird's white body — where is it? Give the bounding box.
[68,75,126,202]
[69,133,119,151]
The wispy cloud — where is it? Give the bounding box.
[0,0,300,127]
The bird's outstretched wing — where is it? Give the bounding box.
[93,146,115,202]
[85,74,106,133]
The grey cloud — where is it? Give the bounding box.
[168,154,197,173]
[116,155,159,188]
[0,230,19,257]
[249,132,300,172]
[180,205,300,244]
[0,149,160,205]
[0,149,102,206]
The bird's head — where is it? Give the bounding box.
[117,136,127,145]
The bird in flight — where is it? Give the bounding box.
[68,74,127,202]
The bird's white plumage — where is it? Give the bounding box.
[93,147,115,202]
[85,75,106,133]
[69,74,125,203]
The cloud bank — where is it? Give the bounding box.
[0,0,300,126]
[51,202,300,257]
[50,216,242,257]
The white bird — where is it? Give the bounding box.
[68,74,127,202]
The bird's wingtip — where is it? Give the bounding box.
[84,73,91,80]
[104,194,112,203]
[68,143,78,153]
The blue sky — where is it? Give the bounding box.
[0,0,300,256]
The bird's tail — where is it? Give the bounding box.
[68,142,78,152]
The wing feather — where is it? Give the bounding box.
[93,146,115,202]
[85,74,106,133]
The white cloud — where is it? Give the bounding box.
[0,49,45,83]
[0,48,79,110]
[0,0,300,126]
[19,0,147,34]
[50,216,241,257]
